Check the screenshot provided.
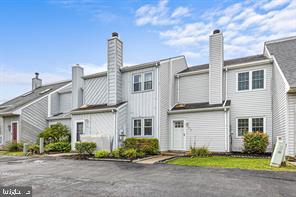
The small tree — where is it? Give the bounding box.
[243,132,269,154]
[38,123,71,145]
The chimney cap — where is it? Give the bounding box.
[35,72,39,78]
[213,29,221,34]
[112,32,119,37]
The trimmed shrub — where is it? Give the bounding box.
[123,148,137,159]
[75,142,97,155]
[28,144,40,154]
[95,150,110,158]
[189,146,210,157]
[45,142,71,153]
[111,147,124,158]
[123,138,159,156]
[6,142,23,152]
[38,123,71,145]
[243,132,269,154]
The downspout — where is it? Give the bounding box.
[113,109,117,151]
[156,62,160,141]
[177,75,180,103]
[223,67,229,152]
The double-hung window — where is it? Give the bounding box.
[133,118,153,136]
[133,75,141,92]
[237,117,265,137]
[133,72,153,92]
[144,73,152,90]
[237,70,265,91]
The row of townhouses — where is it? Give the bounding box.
[0,30,296,156]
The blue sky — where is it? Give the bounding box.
[0,0,295,103]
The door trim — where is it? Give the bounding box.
[170,119,186,151]
[11,121,19,143]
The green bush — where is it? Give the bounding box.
[75,142,97,155]
[28,144,40,154]
[123,148,137,159]
[189,146,210,157]
[6,142,23,152]
[111,147,124,158]
[38,123,71,145]
[123,138,159,156]
[243,132,269,154]
[45,142,71,153]
[95,150,110,158]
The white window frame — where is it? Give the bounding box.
[132,118,153,137]
[236,69,266,92]
[236,117,266,138]
[144,72,153,91]
[132,74,142,92]
[10,121,19,143]
[132,71,153,93]
[75,120,85,141]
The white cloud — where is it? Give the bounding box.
[171,7,191,18]
[137,0,296,62]
[135,0,191,26]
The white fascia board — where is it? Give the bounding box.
[13,83,72,115]
[71,108,117,115]
[168,106,230,114]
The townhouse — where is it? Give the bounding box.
[0,30,295,156]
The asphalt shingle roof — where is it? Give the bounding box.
[179,54,268,73]
[0,80,71,115]
[266,37,296,88]
[171,100,231,111]
[72,101,127,112]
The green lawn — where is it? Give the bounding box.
[0,151,25,156]
[167,156,296,172]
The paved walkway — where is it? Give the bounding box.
[134,155,175,164]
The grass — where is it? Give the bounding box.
[166,156,296,172]
[0,151,25,156]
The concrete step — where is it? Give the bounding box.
[134,155,175,164]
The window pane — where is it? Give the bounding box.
[252,70,264,89]
[134,75,141,83]
[252,118,264,132]
[133,83,141,92]
[144,73,152,90]
[77,122,83,134]
[238,119,248,136]
[174,121,184,128]
[238,72,249,91]
[144,81,152,90]
[144,119,152,136]
[134,119,141,136]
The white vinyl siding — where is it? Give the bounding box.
[59,92,72,113]
[178,73,209,103]
[229,64,272,152]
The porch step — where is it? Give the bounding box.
[161,151,187,157]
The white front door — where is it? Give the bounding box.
[172,120,185,150]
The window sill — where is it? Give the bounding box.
[132,89,154,94]
[236,88,266,93]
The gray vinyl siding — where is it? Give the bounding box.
[178,73,209,104]
[227,64,273,152]
[59,92,72,113]
[71,112,115,149]
[107,38,122,105]
[287,94,296,156]
[20,97,48,143]
[169,111,227,152]
[2,116,19,144]
[84,76,107,105]
[50,92,59,116]
[121,67,158,138]
[272,62,288,152]
[48,119,71,130]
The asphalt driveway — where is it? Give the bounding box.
[0,156,296,197]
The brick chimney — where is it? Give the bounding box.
[209,29,224,104]
[107,32,123,106]
[32,72,42,90]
